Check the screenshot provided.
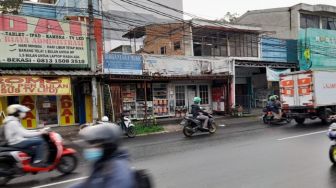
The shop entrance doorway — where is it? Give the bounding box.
[187,85,197,112]
[37,96,58,126]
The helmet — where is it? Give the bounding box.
[7,104,30,116]
[269,96,276,101]
[193,97,202,104]
[273,95,279,100]
[79,124,122,146]
[101,116,109,122]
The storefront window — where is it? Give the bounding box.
[36,96,58,126]
[175,86,185,107]
[199,85,209,104]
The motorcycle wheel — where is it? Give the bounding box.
[57,155,78,174]
[209,122,217,134]
[329,145,336,164]
[127,126,136,138]
[0,163,11,186]
[183,126,194,137]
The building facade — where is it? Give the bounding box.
[237,3,336,70]
[123,20,296,111]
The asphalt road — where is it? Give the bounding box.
[4,119,336,188]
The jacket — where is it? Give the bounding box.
[70,150,136,188]
[3,116,42,145]
[191,104,208,117]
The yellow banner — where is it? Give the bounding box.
[0,76,71,96]
[58,95,75,126]
[20,96,37,129]
[0,97,7,124]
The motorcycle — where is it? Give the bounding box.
[180,114,217,137]
[328,123,336,164]
[262,108,291,125]
[0,131,78,185]
[118,112,136,138]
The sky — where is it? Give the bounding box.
[183,0,336,19]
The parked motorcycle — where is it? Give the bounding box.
[118,112,136,138]
[262,108,292,125]
[328,123,336,164]
[180,114,217,137]
[0,131,78,185]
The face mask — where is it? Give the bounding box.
[83,148,103,162]
[19,112,27,119]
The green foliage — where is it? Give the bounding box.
[134,123,164,135]
[217,12,240,23]
[0,0,23,14]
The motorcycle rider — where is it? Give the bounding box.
[3,104,47,166]
[191,97,209,130]
[267,95,281,119]
[70,124,135,188]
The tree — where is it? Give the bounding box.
[217,12,240,23]
[0,0,24,14]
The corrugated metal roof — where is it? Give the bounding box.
[0,70,95,76]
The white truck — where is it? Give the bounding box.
[280,70,336,124]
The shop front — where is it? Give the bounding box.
[0,76,78,129]
[103,53,234,120]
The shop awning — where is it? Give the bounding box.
[0,70,95,76]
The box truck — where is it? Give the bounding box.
[280,70,336,124]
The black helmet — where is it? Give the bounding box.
[79,124,122,146]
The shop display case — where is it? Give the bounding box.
[153,83,170,117]
[121,84,137,119]
[136,101,153,119]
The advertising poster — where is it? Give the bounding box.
[58,95,75,126]
[0,15,88,65]
[0,76,72,96]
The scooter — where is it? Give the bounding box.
[328,123,336,164]
[0,131,78,186]
[118,112,136,138]
[262,108,292,125]
[180,114,217,137]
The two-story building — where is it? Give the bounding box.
[121,19,296,113]
[237,3,336,70]
[0,0,104,128]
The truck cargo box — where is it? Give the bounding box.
[280,70,336,108]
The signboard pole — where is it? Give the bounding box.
[89,0,98,122]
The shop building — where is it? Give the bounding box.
[103,53,234,120]
[0,14,97,128]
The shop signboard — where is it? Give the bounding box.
[20,96,37,129]
[142,55,233,76]
[0,76,72,96]
[58,95,75,126]
[299,28,336,70]
[104,53,143,75]
[0,15,88,67]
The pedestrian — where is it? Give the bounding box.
[70,124,136,188]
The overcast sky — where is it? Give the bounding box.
[183,0,336,19]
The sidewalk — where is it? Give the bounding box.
[53,109,262,139]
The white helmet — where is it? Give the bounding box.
[7,104,30,116]
[101,116,109,122]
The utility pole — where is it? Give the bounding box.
[88,0,99,122]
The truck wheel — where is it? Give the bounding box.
[295,118,305,125]
[322,109,333,125]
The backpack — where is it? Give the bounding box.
[134,169,152,188]
[0,123,7,147]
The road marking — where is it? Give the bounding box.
[31,176,88,188]
[277,130,327,141]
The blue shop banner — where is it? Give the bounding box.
[104,53,143,75]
